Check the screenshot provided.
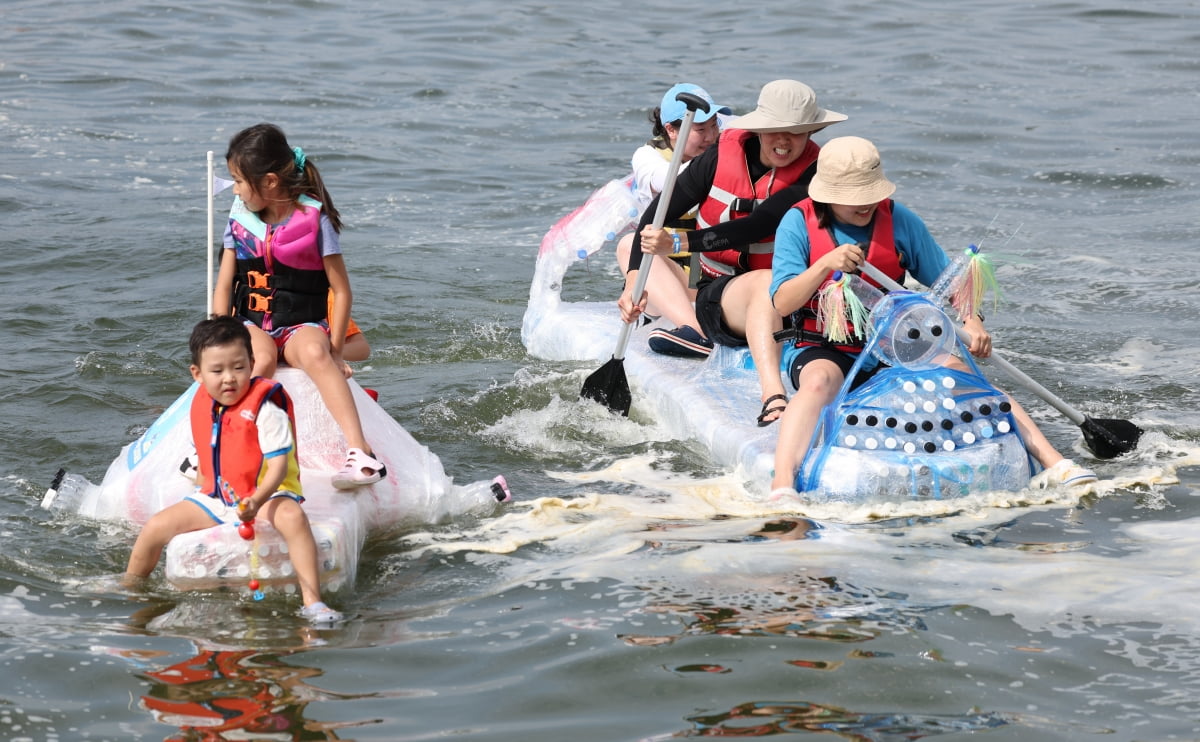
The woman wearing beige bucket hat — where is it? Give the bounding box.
[767,136,1097,495]
[620,79,845,425]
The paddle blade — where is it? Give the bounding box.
[581,357,631,416]
[1081,416,1143,459]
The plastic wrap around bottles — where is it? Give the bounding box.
[868,291,957,369]
[162,519,354,595]
[799,291,1033,502]
[537,175,646,263]
[522,174,649,356]
[41,368,510,594]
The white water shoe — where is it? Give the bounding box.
[299,601,344,626]
[1031,459,1097,489]
[331,448,387,489]
[769,486,802,502]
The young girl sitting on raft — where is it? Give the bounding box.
[212,123,385,489]
[768,136,1097,495]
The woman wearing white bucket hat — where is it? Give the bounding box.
[767,136,1097,494]
[620,79,846,426]
[615,83,730,348]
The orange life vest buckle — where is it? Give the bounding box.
[246,293,272,313]
[245,271,271,290]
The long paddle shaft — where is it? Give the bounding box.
[611,96,709,361]
[580,91,711,414]
[857,260,1141,458]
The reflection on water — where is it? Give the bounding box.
[110,602,378,740]
[139,648,340,740]
[3,0,1200,738]
[661,700,1013,740]
[620,574,928,648]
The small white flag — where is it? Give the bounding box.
[212,175,234,194]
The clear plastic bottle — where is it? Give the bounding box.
[838,270,886,311]
[930,244,981,307]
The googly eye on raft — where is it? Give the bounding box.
[868,292,956,370]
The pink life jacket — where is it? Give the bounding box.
[229,195,329,330]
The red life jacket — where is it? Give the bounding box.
[229,196,330,331]
[695,129,819,278]
[793,198,905,353]
[189,377,302,505]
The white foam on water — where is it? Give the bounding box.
[482,394,677,458]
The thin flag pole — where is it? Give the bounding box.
[206,150,215,317]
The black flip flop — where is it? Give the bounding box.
[757,394,788,427]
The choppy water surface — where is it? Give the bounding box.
[3,1,1200,739]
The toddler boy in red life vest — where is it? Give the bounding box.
[122,316,342,624]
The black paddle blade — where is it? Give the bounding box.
[1081,416,1143,459]
[580,356,631,416]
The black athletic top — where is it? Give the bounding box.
[624,135,816,272]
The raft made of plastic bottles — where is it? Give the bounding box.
[42,368,511,595]
[797,290,1034,502]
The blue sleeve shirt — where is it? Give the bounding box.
[771,201,953,377]
[769,200,950,301]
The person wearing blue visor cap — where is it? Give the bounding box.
[659,83,732,125]
[632,83,731,200]
[616,83,732,357]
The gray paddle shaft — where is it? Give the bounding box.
[612,92,711,361]
[857,261,1087,425]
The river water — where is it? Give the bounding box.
[3,1,1200,739]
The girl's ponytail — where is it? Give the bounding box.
[296,158,341,233]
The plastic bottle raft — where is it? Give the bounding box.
[521,174,648,360]
[520,176,1035,503]
[42,368,511,595]
[797,288,1034,503]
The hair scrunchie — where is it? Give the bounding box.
[292,146,306,171]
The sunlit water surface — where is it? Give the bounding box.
[2,1,1200,739]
